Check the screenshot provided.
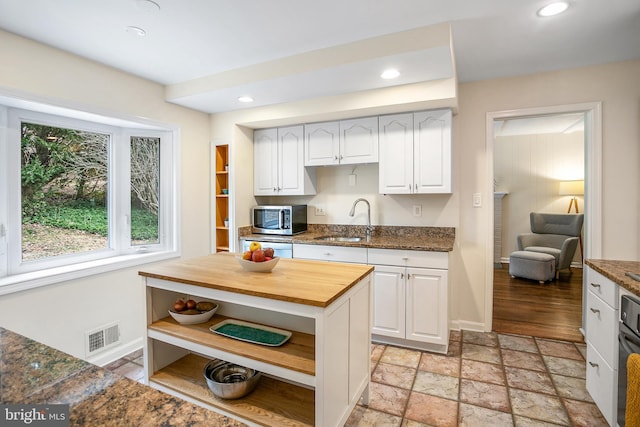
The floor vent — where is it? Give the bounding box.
[86,322,120,356]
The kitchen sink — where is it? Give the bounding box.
[313,236,362,242]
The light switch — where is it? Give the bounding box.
[413,205,422,216]
[472,193,482,207]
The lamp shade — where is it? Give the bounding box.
[558,180,584,196]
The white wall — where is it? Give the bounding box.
[254,164,456,228]
[214,59,640,332]
[2,29,637,353]
[0,30,211,364]
[455,59,640,330]
[495,131,585,262]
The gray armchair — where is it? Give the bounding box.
[517,212,584,276]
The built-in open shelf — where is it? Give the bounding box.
[214,144,229,252]
[148,315,315,376]
[150,353,315,426]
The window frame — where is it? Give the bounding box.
[0,100,180,295]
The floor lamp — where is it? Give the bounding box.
[559,180,584,259]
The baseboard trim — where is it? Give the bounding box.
[450,320,487,333]
[88,337,143,367]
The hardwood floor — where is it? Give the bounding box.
[492,263,584,342]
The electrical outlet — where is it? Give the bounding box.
[348,174,357,186]
[473,193,482,207]
[315,206,326,216]
[413,205,422,216]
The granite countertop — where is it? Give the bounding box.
[585,259,640,297]
[0,327,246,427]
[239,224,455,252]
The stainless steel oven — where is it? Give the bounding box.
[618,294,640,426]
[251,205,307,235]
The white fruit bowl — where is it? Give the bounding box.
[168,303,218,325]
[236,256,279,272]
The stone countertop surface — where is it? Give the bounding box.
[585,259,640,297]
[0,327,246,427]
[239,224,455,252]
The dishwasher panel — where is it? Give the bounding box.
[241,240,293,259]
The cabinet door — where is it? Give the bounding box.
[278,125,305,195]
[586,342,617,426]
[371,265,405,338]
[339,117,379,165]
[305,121,339,166]
[378,113,413,194]
[414,109,452,193]
[406,267,448,345]
[253,128,278,195]
[586,289,617,367]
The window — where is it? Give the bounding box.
[0,102,179,293]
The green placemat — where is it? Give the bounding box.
[214,323,289,346]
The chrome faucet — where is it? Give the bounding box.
[349,198,373,241]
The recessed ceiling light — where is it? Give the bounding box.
[238,96,254,103]
[537,1,569,17]
[381,69,400,80]
[136,0,161,12]
[125,26,146,36]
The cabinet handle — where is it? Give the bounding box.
[589,307,600,314]
[588,361,599,368]
[323,252,332,256]
[340,155,343,160]
[334,155,338,160]
[402,257,409,261]
[401,273,404,279]
[590,283,601,289]
[414,183,417,192]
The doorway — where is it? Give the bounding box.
[485,103,603,338]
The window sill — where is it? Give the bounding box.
[0,251,181,296]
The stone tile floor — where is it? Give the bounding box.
[103,348,144,383]
[106,331,607,426]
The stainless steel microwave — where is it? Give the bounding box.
[251,205,307,235]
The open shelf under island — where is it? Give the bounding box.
[139,253,374,427]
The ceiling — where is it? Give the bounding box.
[1,0,639,114]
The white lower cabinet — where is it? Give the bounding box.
[369,248,449,353]
[584,265,619,426]
[292,245,449,353]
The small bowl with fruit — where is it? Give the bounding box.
[237,242,279,273]
[169,299,218,325]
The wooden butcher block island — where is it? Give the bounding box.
[139,253,374,427]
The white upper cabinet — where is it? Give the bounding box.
[378,113,414,194]
[414,109,452,193]
[304,117,378,166]
[253,128,278,195]
[254,125,316,196]
[340,117,379,165]
[304,121,340,166]
[379,109,452,194]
